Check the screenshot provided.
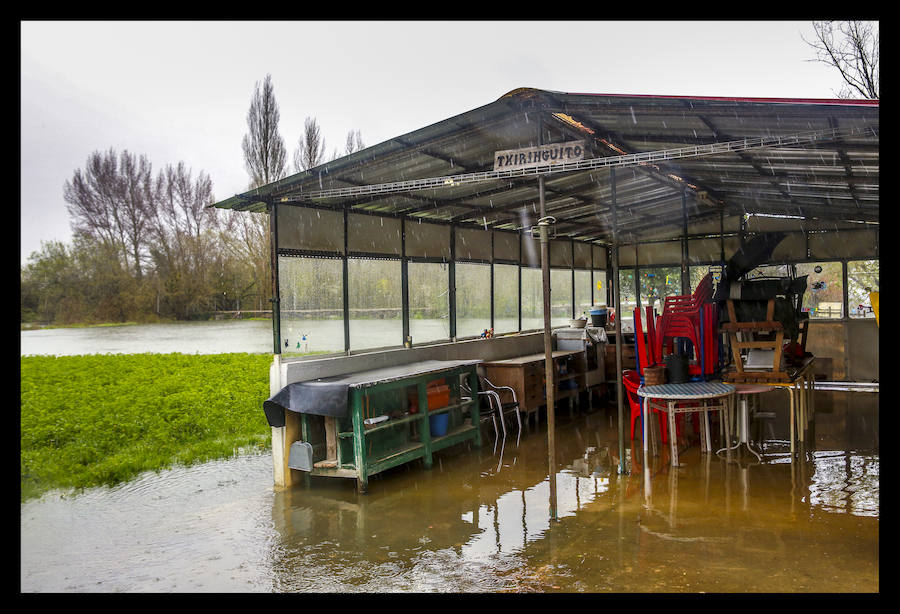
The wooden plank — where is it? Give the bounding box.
[732,340,787,349]
[325,416,337,462]
[721,321,783,331]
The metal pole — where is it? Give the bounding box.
[269,200,282,355]
[538,115,558,521]
[612,168,626,475]
[449,225,457,341]
[681,188,690,295]
[401,217,410,346]
[719,209,725,263]
[343,208,350,353]
[539,174,557,521]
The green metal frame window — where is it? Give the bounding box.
[848,259,879,318]
[407,261,450,345]
[277,255,344,355]
[456,262,491,338]
[493,263,519,334]
[348,257,403,350]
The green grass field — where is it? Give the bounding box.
[20,353,273,501]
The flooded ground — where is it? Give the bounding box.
[20,393,877,593]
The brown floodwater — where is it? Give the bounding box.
[20,392,878,593]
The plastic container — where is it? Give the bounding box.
[664,354,689,384]
[589,307,608,327]
[408,381,450,413]
[429,412,449,437]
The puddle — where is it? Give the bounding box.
[21,397,878,592]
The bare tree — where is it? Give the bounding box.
[804,21,879,99]
[148,162,221,318]
[345,129,365,155]
[63,149,154,279]
[242,74,288,189]
[293,116,327,172]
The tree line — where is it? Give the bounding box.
[21,74,365,325]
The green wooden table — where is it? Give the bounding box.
[295,359,482,493]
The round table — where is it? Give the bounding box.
[716,383,776,461]
[637,381,736,467]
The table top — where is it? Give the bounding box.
[482,349,581,366]
[314,359,481,389]
[734,383,778,394]
[637,381,735,399]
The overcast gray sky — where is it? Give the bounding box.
[20,20,850,264]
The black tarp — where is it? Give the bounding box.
[262,359,481,428]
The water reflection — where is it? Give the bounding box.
[22,400,878,592]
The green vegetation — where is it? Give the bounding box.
[20,352,272,502]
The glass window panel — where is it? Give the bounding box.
[408,261,449,344]
[617,268,636,319]
[796,262,843,319]
[639,267,681,313]
[847,260,879,318]
[493,263,519,334]
[690,265,723,294]
[520,267,544,330]
[574,269,593,317]
[593,270,606,307]
[456,262,491,338]
[348,257,402,350]
[278,256,344,356]
[550,268,573,326]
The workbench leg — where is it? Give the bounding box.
[350,389,368,494]
[418,383,433,469]
[467,369,482,448]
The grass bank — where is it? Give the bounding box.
[20,352,272,502]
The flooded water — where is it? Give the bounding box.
[20,318,535,356]
[20,320,275,356]
[20,396,878,593]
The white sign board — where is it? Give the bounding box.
[493,140,588,172]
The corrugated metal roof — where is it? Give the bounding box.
[213,88,878,244]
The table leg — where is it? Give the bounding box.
[702,404,711,453]
[716,395,743,458]
[739,395,763,461]
[642,397,649,462]
[788,387,796,458]
[797,380,805,443]
[669,401,678,467]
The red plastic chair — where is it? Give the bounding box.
[623,370,669,444]
[656,273,715,375]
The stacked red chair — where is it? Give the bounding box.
[655,273,716,378]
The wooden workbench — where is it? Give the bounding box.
[481,349,585,425]
[274,359,482,493]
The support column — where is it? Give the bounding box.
[539,174,558,521]
[538,114,558,521]
[612,168,626,475]
[681,188,690,295]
